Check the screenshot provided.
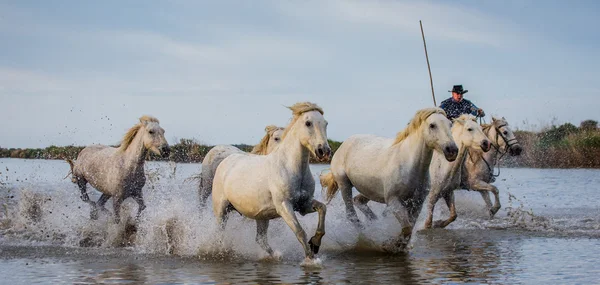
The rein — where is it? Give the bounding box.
[479,123,519,180]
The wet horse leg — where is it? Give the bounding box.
[353,194,378,221]
[478,191,493,212]
[277,201,313,259]
[424,189,441,229]
[339,181,363,230]
[255,220,274,256]
[90,194,111,220]
[387,198,413,248]
[472,180,501,218]
[434,191,457,228]
[132,190,146,221]
[300,199,327,255]
[112,196,124,224]
[76,178,93,206]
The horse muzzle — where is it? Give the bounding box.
[315,144,331,161]
[509,144,523,156]
[161,145,171,158]
[443,143,459,162]
[481,140,491,152]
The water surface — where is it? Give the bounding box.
[1,158,599,284]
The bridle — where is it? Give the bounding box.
[479,122,519,179]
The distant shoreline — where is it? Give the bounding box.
[1,121,599,168]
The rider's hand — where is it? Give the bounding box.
[477,108,485,117]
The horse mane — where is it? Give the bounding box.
[119,115,160,151]
[281,102,324,139]
[393,107,446,145]
[482,117,506,133]
[251,125,285,155]
[453,114,477,129]
[455,114,477,123]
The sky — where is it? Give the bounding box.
[1,0,599,148]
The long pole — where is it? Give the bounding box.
[419,20,436,106]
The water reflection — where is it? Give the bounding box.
[410,229,524,283]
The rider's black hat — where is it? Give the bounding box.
[449,85,468,94]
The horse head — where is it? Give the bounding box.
[453,114,491,152]
[284,102,331,161]
[139,116,170,158]
[421,109,458,161]
[491,116,523,156]
[266,126,285,154]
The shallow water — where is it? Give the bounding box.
[1,158,599,284]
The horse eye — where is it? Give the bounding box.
[305,121,312,127]
[429,123,436,129]
[274,138,280,141]
[503,131,508,135]
[467,128,473,132]
[149,130,155,134]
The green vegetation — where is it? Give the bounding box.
[0,138,341,164]
[1,120,598,168]
[502,119,600,168]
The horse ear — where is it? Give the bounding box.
[265,125,277,133]
[502,116,506,120]
[491,116,498,122]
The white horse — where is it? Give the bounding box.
[212,102,331,261]
[424,114,491,229]
[198,125,284,206]
[461,116,523,217]
[67,116,170,223]
[321,108,458,248]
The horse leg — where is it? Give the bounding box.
[112,196,124,224]
[434,191,457,228]
[91,194,111,220]
[353,194,378,221]
[132,192,146,221]
[472,180,501,218]
[76,178,93,206]
[300,199,326,255]
[255,219,274,256]
[276,201,313,259]
[387,199,413,248]
[213,197,232,231]
[478,191,493,212]
[424,189,441,229]
[339,180,363,230]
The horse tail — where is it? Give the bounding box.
[320,171,339,204]
[64,159,76,182]
[198,173,211,207]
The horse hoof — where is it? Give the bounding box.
[309,236,321,254]
[433,220,446,228]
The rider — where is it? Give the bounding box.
[439,85,485,120]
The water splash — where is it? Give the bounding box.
[2,160,600,263]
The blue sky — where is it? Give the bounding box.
[1,0,599,148]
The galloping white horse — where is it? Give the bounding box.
[461,116,523,217]
[321,108,458,248]
[198,125,284,206]
[424,114,491,229]
[67,116,170,223]
[212,102,331,261]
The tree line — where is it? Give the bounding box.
[1,120,598,168]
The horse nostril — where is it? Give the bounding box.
[317,148,324,157]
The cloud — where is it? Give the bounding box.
[275,0,523,48]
